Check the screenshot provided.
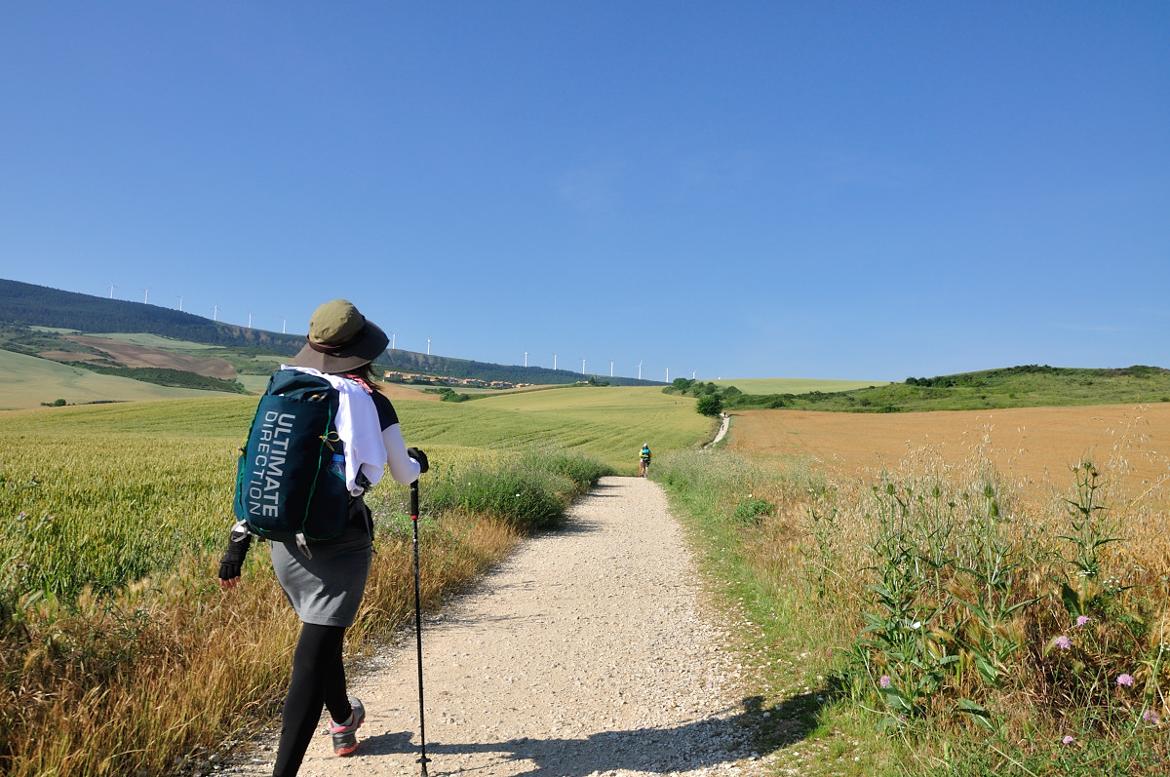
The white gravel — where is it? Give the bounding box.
[705,414,731,448]
[223,476,761,777]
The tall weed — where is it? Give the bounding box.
[653,447,1170,774]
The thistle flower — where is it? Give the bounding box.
[1052,635,1072,651]
[1142,709,1161,725]
[1116,673,1135,687]
[1075,615,1091,627]
[879,675,891,688]
[1061,735,1075,746]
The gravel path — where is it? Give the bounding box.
[226,476,761,777]
[705,414,731,448]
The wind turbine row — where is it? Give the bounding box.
[513,351,695,383]
[96,282,709,379]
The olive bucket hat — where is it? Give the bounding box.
[291,299,389,373]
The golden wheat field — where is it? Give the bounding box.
[729,403,1170,501]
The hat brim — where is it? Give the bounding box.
[291,320,389,373]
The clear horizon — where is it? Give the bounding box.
[2,3,1167,382]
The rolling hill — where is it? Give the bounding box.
[0,349,242,409]
[712,377,888,394]
[0,278,664,395]
[717,364,1170,412]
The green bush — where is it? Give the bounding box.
[696,394,723,416]
[422,451,610,531]
[519,450,611,495]
[732,497,775,524]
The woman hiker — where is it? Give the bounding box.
[217,299,428,776]
[639,442,652,477]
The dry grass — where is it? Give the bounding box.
[730,403,1170,504]
[656,441,1170,774]
[376,383,440,402]
[3,513,518,777]
[0,397,611,776]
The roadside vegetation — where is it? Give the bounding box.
[666,365,1170,414]
[0,398,613,777]
[654,447,1169,776]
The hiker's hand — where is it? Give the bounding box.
[218,530,252,589]
[407,447,429,474]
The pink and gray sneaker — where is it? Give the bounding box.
[329,697,365,756]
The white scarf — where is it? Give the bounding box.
[281,366,387,495]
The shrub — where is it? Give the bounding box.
[732,497,775,524]
[696,394,723,416]
[520,450,611,495]
[424,451,609,531]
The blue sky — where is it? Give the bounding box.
[1,2,1167,381]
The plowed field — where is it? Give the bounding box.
[730,403,1170,499]
[67,335,238,378]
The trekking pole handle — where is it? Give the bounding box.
[410,479,420,521]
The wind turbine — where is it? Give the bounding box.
[212,304,219,322]
[581,358,586,375]
[108,283,116,299]
[282,318,287,334]
[637,361,643,380]
[524,351,528,367]
[610,360,614,378]
[391,332,396,349]
[143,288,149,304]
[665,368,670,383]
[247,313,253,329]
[177,296,183,312]
[553,353,557,370]
[426,338,431,356]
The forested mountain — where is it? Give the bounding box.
[382,349,662,387]
[0,279,303,352]
[0,279,664,386]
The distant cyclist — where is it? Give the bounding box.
[639,442,652,477]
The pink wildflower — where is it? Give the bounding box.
[879,675,891,688]
[1075,615,1091,627]
[1116,673,1135,687]
[1061,735,1075,746]
[1142,709,1160,725]
[1052,635,1072,650]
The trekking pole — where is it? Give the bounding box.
[410,478,431,775]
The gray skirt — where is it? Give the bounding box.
[270,500,374,628]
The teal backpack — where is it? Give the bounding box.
[232,369,352,548]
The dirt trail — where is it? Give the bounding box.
[705,413,731,448]
[227,477,761,777]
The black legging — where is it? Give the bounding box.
[272,623,353,777]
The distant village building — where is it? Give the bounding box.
[383,370,516,390]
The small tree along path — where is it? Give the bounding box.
[230,477,764,777]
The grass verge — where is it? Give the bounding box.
[0,444,610,776]
[654,449,1169,776]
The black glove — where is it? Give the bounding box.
[407,447,429,474]
[218,526,252,583]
